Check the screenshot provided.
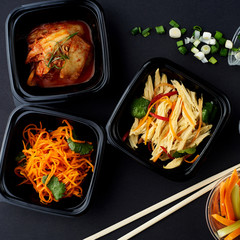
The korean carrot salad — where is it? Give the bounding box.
[14,120,94,204]
[128,68,215,169]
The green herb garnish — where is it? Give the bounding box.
[42,175,65,200]
[45,32,78,69]
[172,147,196,158]
[130,97,152,119]
[67,137,93,155]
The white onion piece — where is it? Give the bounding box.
[169,27,181,38]
[201,45,211,55]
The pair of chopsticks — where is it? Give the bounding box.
[84,163,240,240]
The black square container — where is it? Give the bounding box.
[0,105,106,216]
[106,58,231,181]
[5,0,110,105]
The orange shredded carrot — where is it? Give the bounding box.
[212,214,236,226]
[184,154,199,163]
[182,102,195,126]
[14,120,94,204]
[152,152,161,163]
[133,96,171,132]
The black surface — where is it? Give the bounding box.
[0,0,240,239]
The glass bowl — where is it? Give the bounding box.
[205,170,240,239]
[228,26,240,66]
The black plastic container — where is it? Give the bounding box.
[5,0,110,105]
[0,105,106,216]
[106,58,231,181]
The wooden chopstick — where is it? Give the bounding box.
[83,163,240,240]
[118,180,217,240]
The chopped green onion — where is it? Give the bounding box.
[138,27,142,33]
[155,25,165,34]
[191,47,199,54]
[178,46,187,55]
[201,45,211,55]
[220,47,228,57]
[141,27,152,37]
[219,37,226,45]
[193,30,200,39]
[211,45,219,54]
[232,47,239,52]
[131,27,140,35]
[176,40,184,47]
[193,25,202,32]
[225,40,233,49]
[169,27,181,38]
[193,39,201,47]
[214,31,223,40]
[209,56,218,64]
[180,28,187,35]
[169,19,179,28]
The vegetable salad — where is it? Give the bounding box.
[127,69,215,169]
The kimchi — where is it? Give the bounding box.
[26,21,94,88]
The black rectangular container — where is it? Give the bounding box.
[106,58,231,181]
[0,105,106,216]
[5,0,110,105]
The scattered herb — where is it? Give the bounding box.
[67,137,93,155]
[172,147,196,158]
[155,25,165,34]
[45,32,78,69]
[42,175,65,200]
[202,101,217,123]
[130,97,151,119]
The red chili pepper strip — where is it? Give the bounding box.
[147,141,152,152]
[160,146,174,159]
[122,131,129,142]
[149,112,169,121]
[148,91,178,108]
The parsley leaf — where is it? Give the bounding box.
[42,175,65,200]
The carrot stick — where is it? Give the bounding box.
[212,214,236,226]
[220,181,227,217]
[225,169,239,221]
[224,227,240,240]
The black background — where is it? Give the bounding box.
[1,0,240,239]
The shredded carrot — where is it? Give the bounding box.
[212,214,236,226]
[14,120,94,204]
[152,152,161,163]
[184,154,199,163]
[133,96,171,132]
[182,102,196,127]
